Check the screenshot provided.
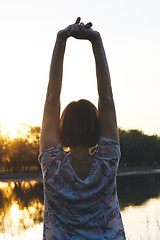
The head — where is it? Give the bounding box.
[60,99,100,148]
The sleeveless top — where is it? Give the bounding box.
[39,136,126,240]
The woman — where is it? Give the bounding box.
[39,17,126,240]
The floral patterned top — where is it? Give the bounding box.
[39,137,126,240]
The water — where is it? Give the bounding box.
[0,174,160,240]
[117,174,160,240]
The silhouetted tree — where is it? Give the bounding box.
[4,126,41,172]
[119,129,160,167]
[1,125,160,173]
[26,126,41,169]
[0,132,10,170]
[9,138,33,172]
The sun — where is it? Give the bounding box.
[11,203,20,222]
[0,121,20,139]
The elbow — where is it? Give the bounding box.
[99,94,115,111]
[99,94,114,105]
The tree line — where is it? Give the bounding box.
[0,126,160,173]
[0,126,40,173]
[119,129,160,167]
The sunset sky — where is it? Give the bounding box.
[0,0,160,138]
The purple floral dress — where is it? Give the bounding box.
[39,137,126,240]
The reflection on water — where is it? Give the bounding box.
[118,174,160,240]
[122,198,160,240]
[0,181,44,240]
[117,173,160,209]
[0,174,160,239]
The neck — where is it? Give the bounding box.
[70,145,90,161]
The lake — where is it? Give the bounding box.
[0,173,160,240]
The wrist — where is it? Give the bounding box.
[57,29,69,41]
[90,33,102,44]
[91,34,102,45]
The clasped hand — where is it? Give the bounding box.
[58,17,100,43]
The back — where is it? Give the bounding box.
[39,137,126,240]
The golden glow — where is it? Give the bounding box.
[0,122,33,140]
[0,121,19,139]
[11,203,20,222]
[0,181,44,240]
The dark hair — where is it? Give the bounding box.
[59,99,100,148]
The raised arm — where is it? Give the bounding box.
[40,37,65,152]
[40,18,95,152]
[40,22,74,153]
[92,37,119,142]
[70,20,119,142]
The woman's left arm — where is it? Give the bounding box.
[40,31,68,153]
[40,17,90,152]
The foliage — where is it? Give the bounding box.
[0,125,41,173]
[119,129,160,167]
[0,130,10,167]
[0,126,160,172]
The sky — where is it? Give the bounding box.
[0,0,160,138]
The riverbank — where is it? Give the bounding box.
[118,165,160,176]
[0,171,42,182]
[0,165,160,182]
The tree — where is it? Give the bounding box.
[119,129,160,167]
[9,138,33,172]
[0,131,10,169]
[26,126,41,169]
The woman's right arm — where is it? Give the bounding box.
[91,36,119,143]
[66,18,119,142]
[71,21,119,142]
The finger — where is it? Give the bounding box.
[75,17,81,24]
[80,22,85,30]
[85,22,92,29]
[79,23,85,32]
